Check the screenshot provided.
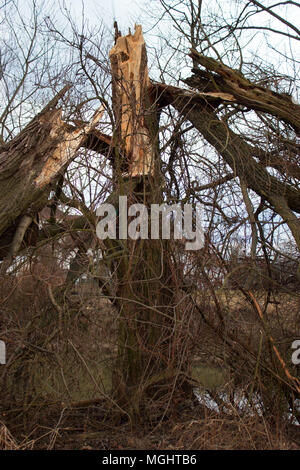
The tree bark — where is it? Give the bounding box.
[188,50,300,133]
[0,87,104,260]
[153,81,300,269]
[109,26,192,423]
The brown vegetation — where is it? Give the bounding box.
[0,0,300,450]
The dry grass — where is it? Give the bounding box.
[164,414,299,450]
[0,421,35,450]
[0,266,300,449]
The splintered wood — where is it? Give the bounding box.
[34,107,104,188]
[109,25,154,177]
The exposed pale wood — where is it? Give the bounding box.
[109,25,154,177]
[35,107,104,188]
[69,123,112,155]
[0,214,33,274]
[0,88,105,259]
[197,91,235,101]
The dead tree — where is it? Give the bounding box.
[108,25,193,422]
[1,16,299,422]
[153,66,300,277]
[0,86,108,264]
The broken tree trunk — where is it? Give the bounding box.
[108,25,192,423]
[0,86,104,261]
[110,25,157,178]
[153,78,300,277]
[187,50,300,133]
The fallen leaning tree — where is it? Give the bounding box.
[0,85,112,262]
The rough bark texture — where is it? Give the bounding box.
[1,21,298,419]
[152,81,300,266]
[109,26,192,422]
[0,88,104,259]
[187,50,300,133]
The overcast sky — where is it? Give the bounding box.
[63,0,299,83]
[64,0,146,32]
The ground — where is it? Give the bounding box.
[0,271,300,450]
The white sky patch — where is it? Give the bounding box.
[62,0,145,32]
